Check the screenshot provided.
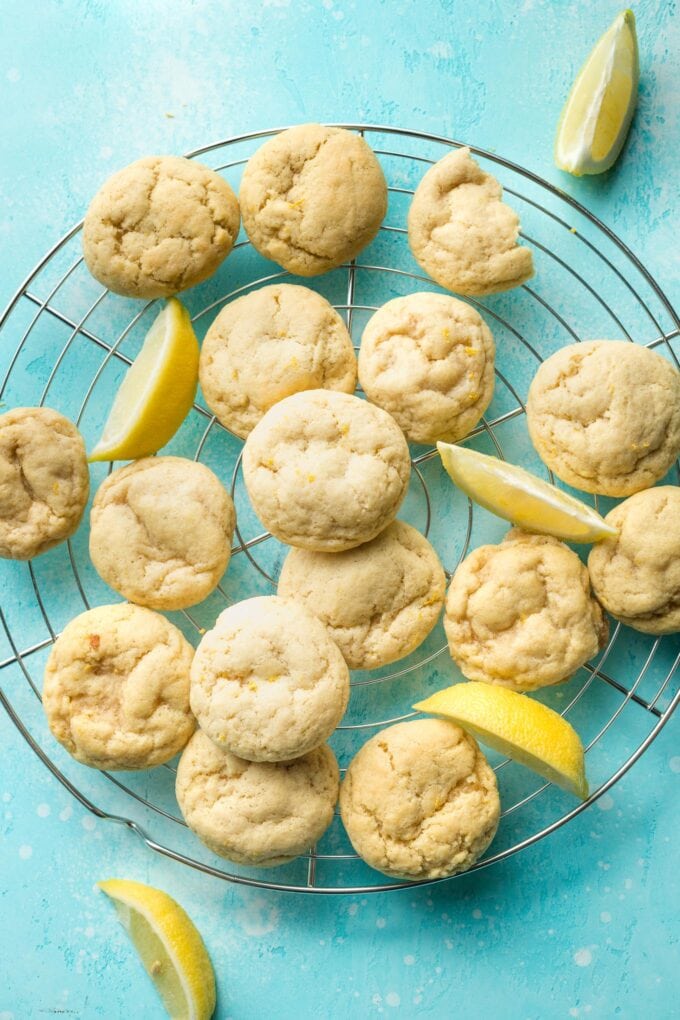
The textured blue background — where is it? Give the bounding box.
[0,1,678,1018]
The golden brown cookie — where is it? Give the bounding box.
[526,341,680,496]
[83,156,240,298]
[444,529,608,691]
[588,486,680,634]
[176,730,339,866]
[242,390,411,551]
[340,719,500,880]
[408,147,533,296]
[239,124,387,275]
[0,406,89,560]
[199,284,356,438]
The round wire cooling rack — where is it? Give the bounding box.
[0,125,679,895]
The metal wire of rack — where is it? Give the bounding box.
[0,125,678,894]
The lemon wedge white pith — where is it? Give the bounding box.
[437,442,618,543]
[555,9,639,176]
[89,298,199,462]
[414,682,589,800]
[98,878,216,1020]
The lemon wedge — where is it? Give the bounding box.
[555,9,639,176]
[98,878,216,1020]
[414,682,589,799]
[437,442,617,543]
[89,298,199,461]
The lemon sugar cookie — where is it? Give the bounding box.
[199,284,357,438]
[43,603,195,770]
[189,595,349,762]
[242,389,411,552]
[89,456,236,611]
[358,292,495,444]
[176,730,339,867]
[408,147,533,296]
[0,406,89,560]
[278,520,446,669]
[588,486,680,634]
[527,340,680,496]
[239,124,387,276]
[340,719,500,880]
[83,156,240,299]
[444,529,608,692]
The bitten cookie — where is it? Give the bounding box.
[278,520,446,669]
[242,389,411,551]
[0,407,89,560]
[239,124,387,276]
[89,457,235,611]
[176,730,339,867]
[199,284,357,438]
[83,156,240,298]
[527,341,680,496]
[408,147,533,296]
[43,603,195,770]
[358,292,495,443]
[190,596,349,762]
[444,529,608,691]
[340,719,500,880]
[588,486,680,634]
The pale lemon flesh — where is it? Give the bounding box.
[415,682,589,799]
[437,442,618,543]
[89,298,199,462]
[99,878,216,1020]
[555,10,639,176]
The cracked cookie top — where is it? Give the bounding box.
[0,406,89,560]
[89,456,235,611]
[588,486,680,635]
[43,603,195,770]
[339,719,500,880]
[407,147,533,296]
[278,520,446,670]
[239,124,387,276]
[358,292,496,443]
[176,730,339,867]
[189,596,349,762]
[82,156,240,299]
[527,340,680,496]
[445,529,608,692]
[242,389,411,552]
[199,283,357,438]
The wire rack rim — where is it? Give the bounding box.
[1,123,679,895]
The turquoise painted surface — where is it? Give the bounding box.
[0,1,678,1018]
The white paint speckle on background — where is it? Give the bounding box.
[0,1010,16,1020]
[376,917,386,929]
[84,926,95,938]
[403,955,415,966]
[625,878,633,890]
[597,794,614,812]
[574,948,593,967]
[6,68,20,82]
[670,756,680,773]
[18,844,33,860]
[235,898,279,937]
[36,803,50,818]
[385,992,400,1008]
[569,1009,579,1018]
[600,912,612,924]
[2,792,11,803]
[348,903,358,916]
[81,815,96,831]
[413,996,422,1006]
[472,908,483,919]
[59,804,73,822]
[428,41,453,59]
[99,145,114,160]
